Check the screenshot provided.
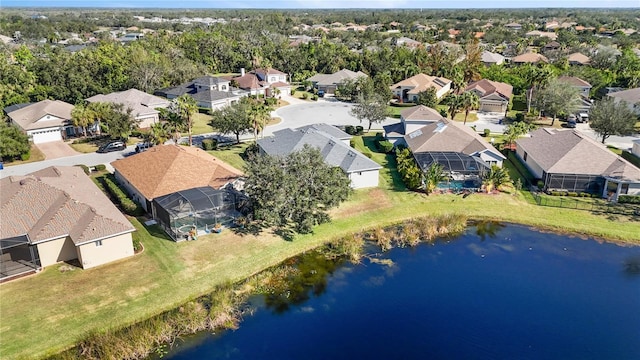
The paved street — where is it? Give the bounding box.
[3,101,639,178]
[0,146,135,178]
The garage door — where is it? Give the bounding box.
[481,103,504,113]
[31,129,62,143]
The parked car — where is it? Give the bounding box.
[566,114,577,128]
[135,142,153,153]
[97,141,126,153]
[578,113,589,123]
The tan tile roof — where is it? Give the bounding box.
[401,105,444,121]
[567,52,590,64]
[465,79,513,100]
[0,166,134,245]
[391,73,452,95]
[6,100,74,131]
[557,76,591,88]
[405,118,504,158]
[111,145,243,200]
[516,129,640,181]
[233,73,264,90]
[512,53,548,64]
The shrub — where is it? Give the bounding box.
[312,95,318,101]
[363,151,373,158]
[20,151,30,161]
[483,128,491,137]
[101,176,144,216]
[537,180,545,189]
[618,195,640,204]
[377,140,394,153]
[76,164,90,175]
[201,138,218,151]
[515,112,525,122]
[344,125,356,135]
[95,164,107,171]
[290,89,296,96]
[349,137,356,148]
[567,192,578,197]
[355,125,364,135]
[301,93,309,100]
[579,192,591,197]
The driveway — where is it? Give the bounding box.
[36,141,80,159]
[575,123,640,151]
[472,111,507,134]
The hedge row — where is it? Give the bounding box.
[345,125,364,135]
[548,191,597,197]
[102,176,144,216]
[618,195,640,204]
[621,151,640,169]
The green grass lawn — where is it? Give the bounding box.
[192,113,214,135]
[206,142,249,171]
[2,137,640,360]
[2,145,45,165]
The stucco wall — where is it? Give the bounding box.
[77,233,134,269]
[36,237,77,267]
[627,183,640,196]
[137,114,159,129]
[349,169,379,189]
[633,141,640,158]
[515,145,544,179]
[115,170,149,212]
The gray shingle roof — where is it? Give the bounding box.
[516,128,640,181]
[5,100,74,131]
[608,87,640,104]
[257,126,381,173]
[296,123,352,140]
[307,69,368,86]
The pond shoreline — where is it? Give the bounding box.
[47,214,639,360]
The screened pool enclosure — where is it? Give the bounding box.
[413,151,487,189]
[153,186,249,241]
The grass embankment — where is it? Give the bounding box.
[2,136,640,360]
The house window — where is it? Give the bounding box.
[523,152,528,161]
[621,183,629,194]
[96,240,103,247]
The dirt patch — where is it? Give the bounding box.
[331,188,392,218]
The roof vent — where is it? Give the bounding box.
[408,129,423,139]
[434,122,447,133]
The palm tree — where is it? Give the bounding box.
[424,162,446,195]
[483,165,511,193]
[158,108,184,144]
[71,103,95,137]
[150,122,170,145]
[524,65,554,114]
[461,92,479,125]
[444,94,463,120]
[174,94,198,146]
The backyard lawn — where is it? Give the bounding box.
[1,136,640,360]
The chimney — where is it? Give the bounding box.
[240,68,245,76]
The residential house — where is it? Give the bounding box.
[481,50,505,66]
[511,52,549,65]
[118,32,144,43]
[155,75,246,110]
[557,76,592,99]
[504,22,522,31]
[567,52,591,65]
[542,41,561,53]
[111,144,243,213]
[256,125,382,189]
[525,30,558,40]
[86,89,170,128]
[393,36,422,49]
[232,67,290,96]
[515,128,640,200]
[404,119,506,183]
[390,73,452,102]
[0,166,136,281]
[608,87,640,115]
[464,79,513,113]
[383,105,445,145]
[4,100,79,143]
[307,69,369,94]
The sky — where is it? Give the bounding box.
[2,0,638,9]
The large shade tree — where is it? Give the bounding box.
[209,99,253,144]
[532,78,580,126]
[244,145,351,234]
[0,122,30,161]
[350,93,390,131]
[589,97,637,144]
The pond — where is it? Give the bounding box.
[162,224,640,360]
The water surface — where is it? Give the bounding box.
[165,224,640,360]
